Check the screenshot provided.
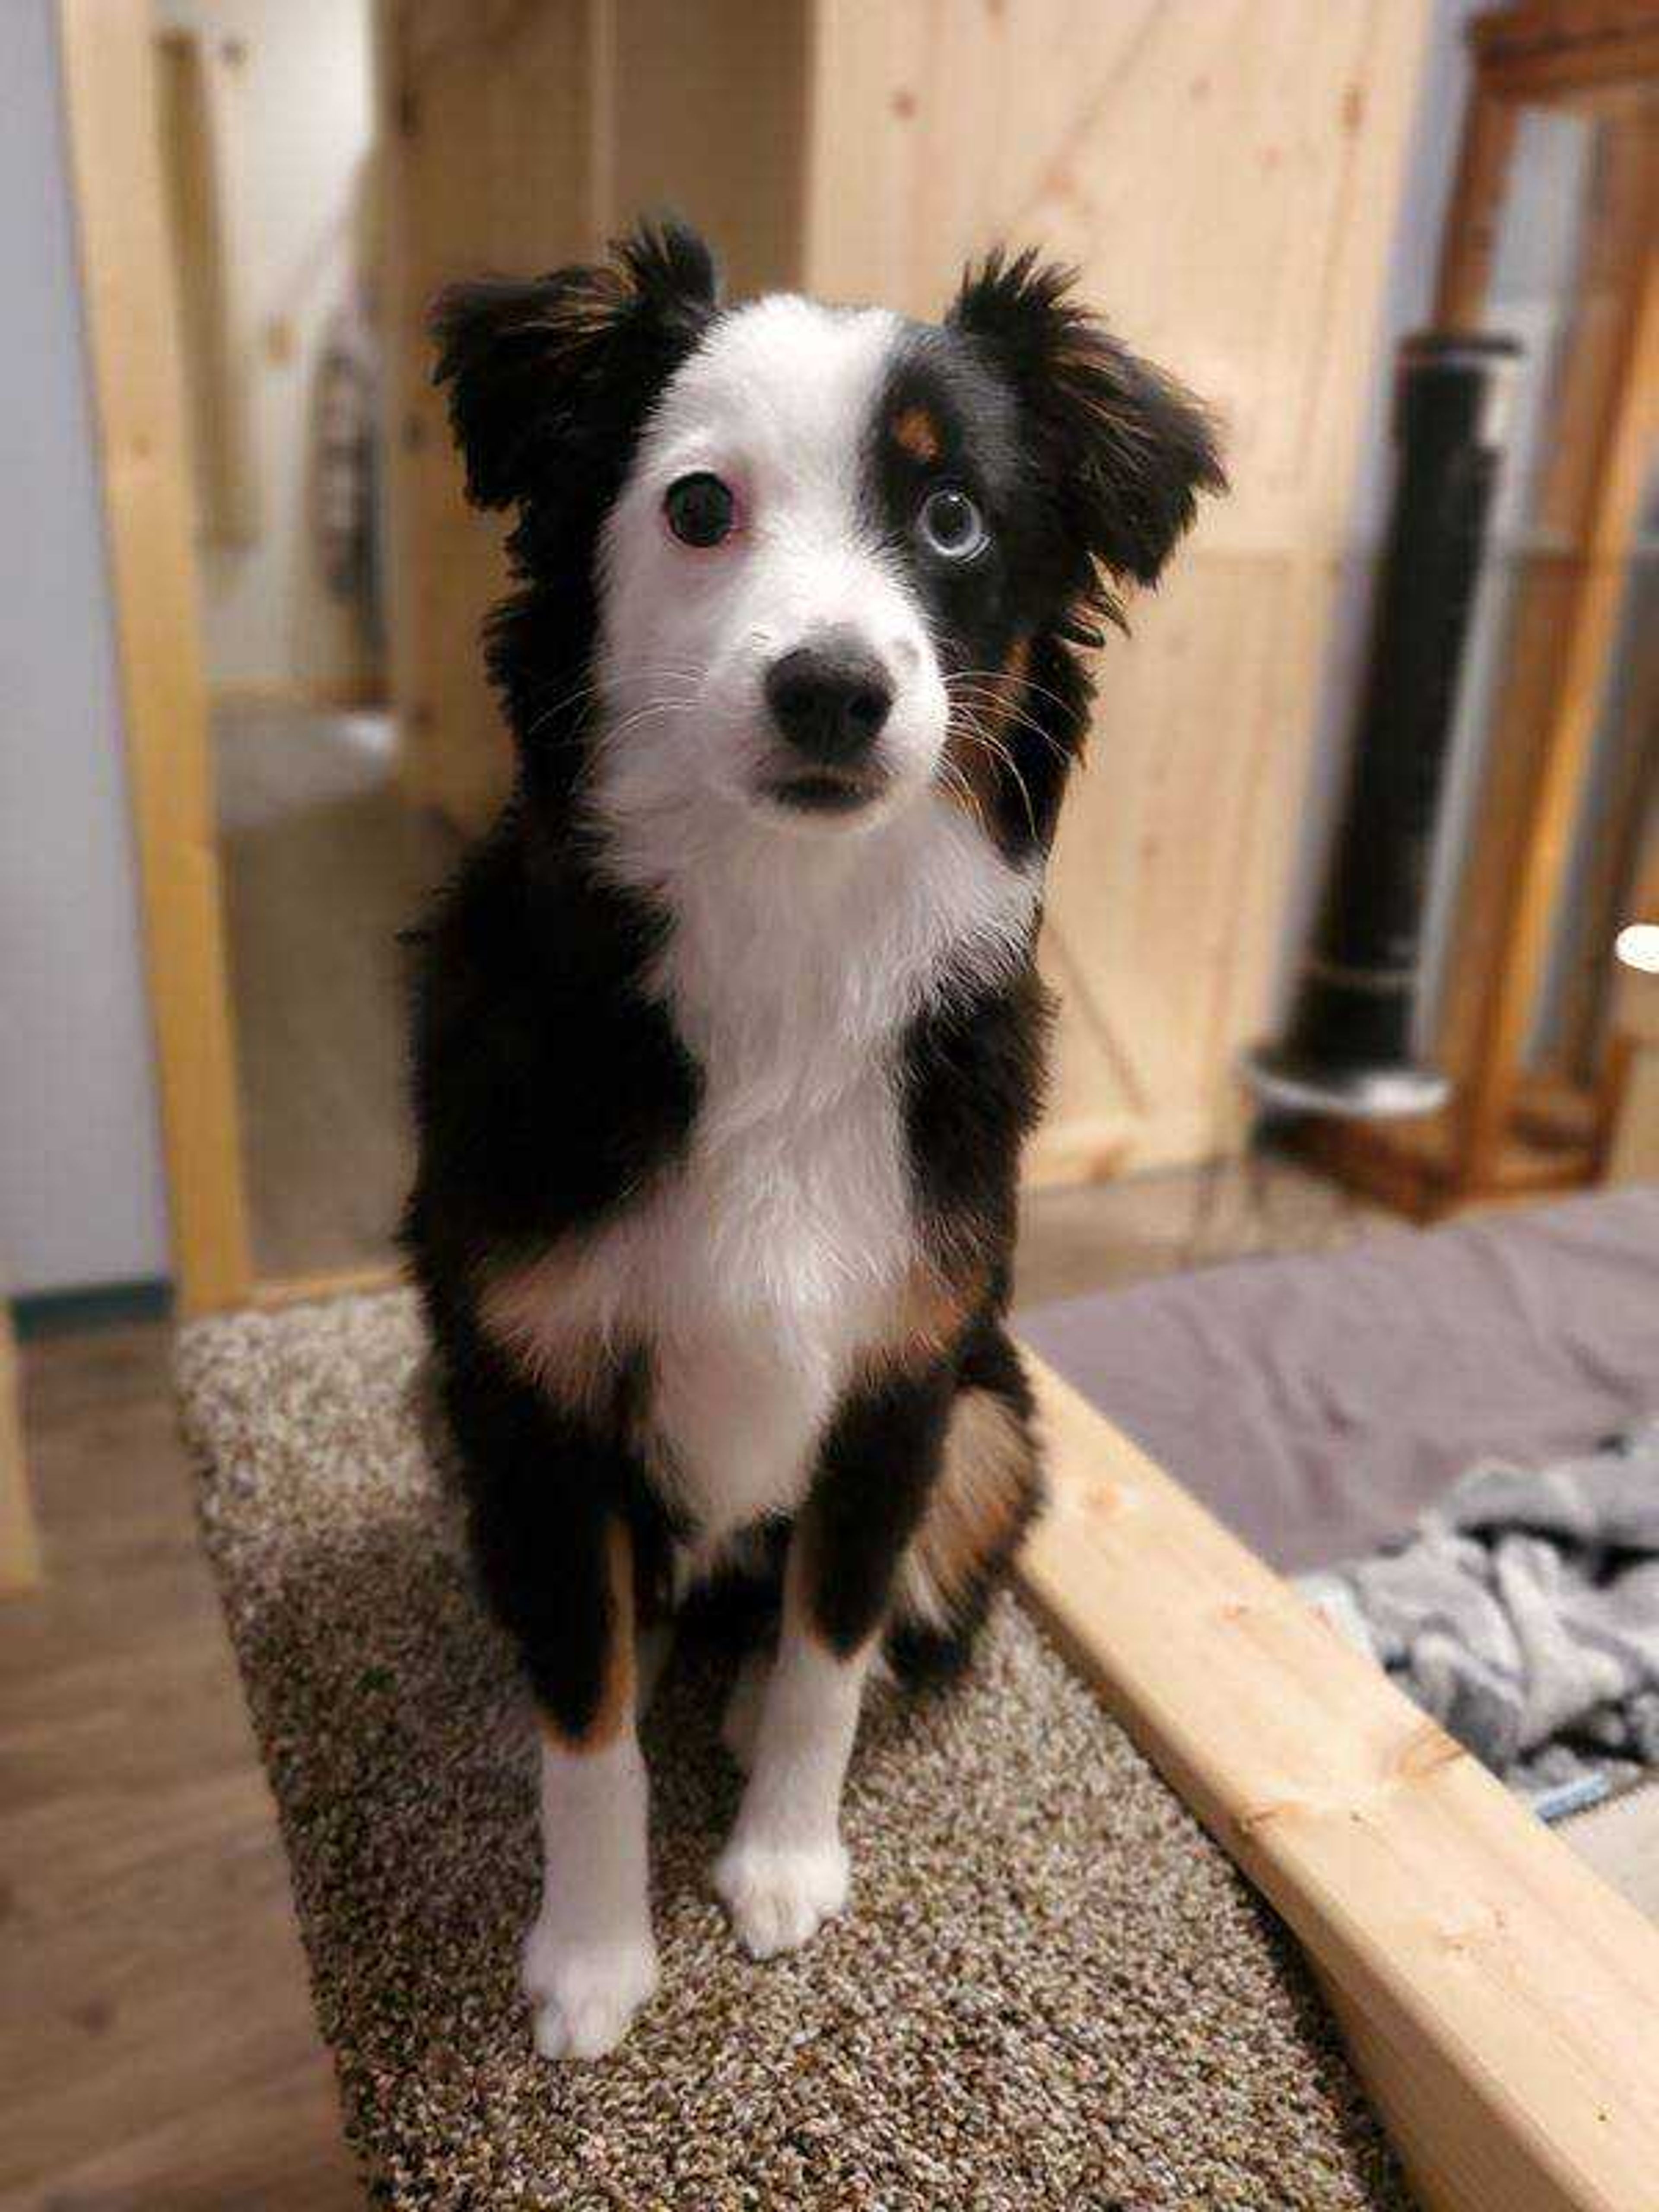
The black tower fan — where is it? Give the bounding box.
[1247,330,1520,1119]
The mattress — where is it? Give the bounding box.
[1019,1187,1659,1574]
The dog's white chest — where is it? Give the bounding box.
[609,1012,915,1542]
[514,796,1040,1548]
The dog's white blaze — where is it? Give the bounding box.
[594,296,949,849]
[535,294,1041,1548]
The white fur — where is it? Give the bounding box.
[595,296,948,844]
[558,791,1036,1548]
[712,1543,873,1959]
[523,1732,658,2058]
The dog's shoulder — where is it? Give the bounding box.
[899,955,1052,1277]
[406,820,700,1260]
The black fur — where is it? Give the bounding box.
[948,246,1226,637]
[411,223,723,1735]
[864,265,1222,860]
[405,220,1220,1736]
[807,1363,959,1657]
[432,219,720,815]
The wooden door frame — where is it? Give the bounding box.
[57,0,254,1318]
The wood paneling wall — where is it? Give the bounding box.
[380,0,1430,1178]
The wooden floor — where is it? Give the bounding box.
[216,703,460,1283]
[0,1322,361,2212]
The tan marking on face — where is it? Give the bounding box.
[897,1385,1037,1632]
[941,636,1030,825]
[539,1520,637,1751]
[891,403,942,463]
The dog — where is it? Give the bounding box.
[404,219,1221,2059]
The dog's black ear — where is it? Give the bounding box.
[950,248,1224,631]
[431,218,719,510]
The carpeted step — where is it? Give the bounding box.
[177,1290,1408,2211]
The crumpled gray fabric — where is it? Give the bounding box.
[1301,1423,1659,1799]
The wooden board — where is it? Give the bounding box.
[58,0,253,1318]
[1606,1038,1659,1182]
[1471,0,1659,101]
[1438,98,1659,1183]
[154,28,263,548]
[0,1303,41,1596]
[1016,1350,1659,2212]
[804,0,1433,1181]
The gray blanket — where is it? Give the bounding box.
[1302,1425,1659,1805]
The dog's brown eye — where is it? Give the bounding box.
[918,486,987,560]
[664,472,736,547]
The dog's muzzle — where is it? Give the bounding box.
[762,629,894,814]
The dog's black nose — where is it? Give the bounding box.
[764,633,894,767]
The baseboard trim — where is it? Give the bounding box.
[10,1278,175,1341]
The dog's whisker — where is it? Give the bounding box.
[935,755,988,835]
[524,665,703,739]
[951,702,1071,766]
[947,664,1086,722]
[944,679,1073,763]
[951,713,1039,843]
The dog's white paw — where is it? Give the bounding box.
[712,1831,850,1959]
[521,1916,659,2060]
[720,1651,770,1774]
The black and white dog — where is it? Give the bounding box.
[405,221,1220,2059]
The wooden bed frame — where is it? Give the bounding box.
[1019,1351,1659,2212]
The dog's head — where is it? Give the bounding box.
[434,220,1222,862]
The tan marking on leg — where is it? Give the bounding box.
[891,403,942,462]
[854,1256,982,1388]
[540,1521,637,1752]
[478,1245,617,1421]
[941,636,1030,824]
[898,1386,1036,1631]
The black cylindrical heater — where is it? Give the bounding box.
[1246,331,1520,1119]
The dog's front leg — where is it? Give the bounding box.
[513,1513,658,2059]
[714,1366,952,1958]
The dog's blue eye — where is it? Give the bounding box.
[664,472,736,547]
[917,487,987,559]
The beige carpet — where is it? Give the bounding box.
[178,1292,1409,2211]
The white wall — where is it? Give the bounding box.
[0,0,172,1296]
[156,0,376,699]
